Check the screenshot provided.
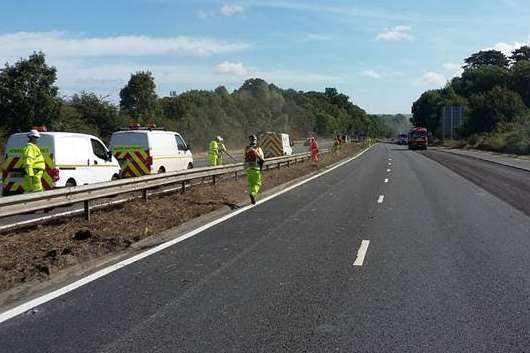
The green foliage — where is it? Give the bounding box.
[510,60,530,106]
[464,86,528,134]
[119,71,158,120]
[463,50,509,70]
[510,46,530,63]
[413,46,530,154]
[0,52,60,133]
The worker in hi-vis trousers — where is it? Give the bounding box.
[23,129,46,193]
[244,134,264,205]
[208,136,227,167]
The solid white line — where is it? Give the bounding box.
[353,240,370,266]
[0,145,377,324]
[377,195,384,204]
[384,178,389,183]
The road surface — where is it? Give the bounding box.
[1,144,529,352]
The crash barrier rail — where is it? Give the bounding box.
[0,151,320,221]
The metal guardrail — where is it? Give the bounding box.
[0,152,316,221]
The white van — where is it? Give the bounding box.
[109,128,193,178]
[1,132,120,195]
[260,132,293,158]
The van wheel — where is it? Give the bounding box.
[158,167,166,174]
[66,178,76,187]
[187,163,193,169]
[111,174,119,181]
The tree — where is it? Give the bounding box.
[453,65,509,97]
[463,50,509,70]
[510,46,530,63]
[464,86,528,135]
[69,92,126,139]
[511,60,530,106]
[0,52,59,133]
[411,90,443,132]
[119,71,158,120]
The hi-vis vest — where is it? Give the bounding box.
[208,140,219,155]
[1,145,55,193]
[244,146,264,169]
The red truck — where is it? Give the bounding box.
[408,127,428,150]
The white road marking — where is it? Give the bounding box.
[384,178,389,183]
[353,240,370,266]
[388,158,392,161]
[0,145,377,324]
[388,162,392,166]
[377,195,384,204]
[387,169,391,172]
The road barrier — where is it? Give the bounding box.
[0,152,317,221]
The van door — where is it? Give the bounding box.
[175,134,189,170]
[90,138,115,183]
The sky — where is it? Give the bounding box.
[1,0,529,114]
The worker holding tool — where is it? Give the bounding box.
[244,134,264,205]
[22,129,46,193]
[208,136,229,166]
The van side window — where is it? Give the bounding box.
[175,135,187,151]
[91,139,108,160]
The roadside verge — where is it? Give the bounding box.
[0,143,371,315]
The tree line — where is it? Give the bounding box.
[0,52,392,151]
[412,46,530,154]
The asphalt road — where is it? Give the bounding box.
[1,144,529,352]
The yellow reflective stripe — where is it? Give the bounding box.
[127,161,141,176]
[130,152,149,174]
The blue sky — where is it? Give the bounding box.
[1,0,529,113]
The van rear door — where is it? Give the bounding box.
[110,132,151,177]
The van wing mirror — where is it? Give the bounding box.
[107,151,113,161]
[186,144,191,151]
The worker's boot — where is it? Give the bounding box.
[250,195,256,205]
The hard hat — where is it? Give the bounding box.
[249,134,257,142]
[27,129,41,139]
[217,136,223,142]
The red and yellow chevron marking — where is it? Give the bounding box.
[113,149,151,178]
[1,153,55,193]
[260,133,283,158]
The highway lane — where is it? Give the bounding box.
[1,144,529,352]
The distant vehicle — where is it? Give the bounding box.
[1,128,120,195]
[109,124,193,178]
[397,134,408,145]
[260,132,293,158]
[408,127,429,150]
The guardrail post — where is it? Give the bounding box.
[143,189,149,202]
[234,171,238,180]
[181,181,186,194]
[287,160,290,168]
[84,201,91,221]
[212,175,217,185]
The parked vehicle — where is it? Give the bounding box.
[1,129,120,195]
[109,124,193,177]
[408,128,429,150]
[259,132,293,158]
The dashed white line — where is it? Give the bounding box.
[387,169,391,172]
[377,195,384,203]
[388,162,392,166]
[353,240,370,266]
[384,178,389,183]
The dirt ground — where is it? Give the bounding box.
[0,144,363,293]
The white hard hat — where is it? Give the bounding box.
[27,129,41,139]
[217,136,223,142]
